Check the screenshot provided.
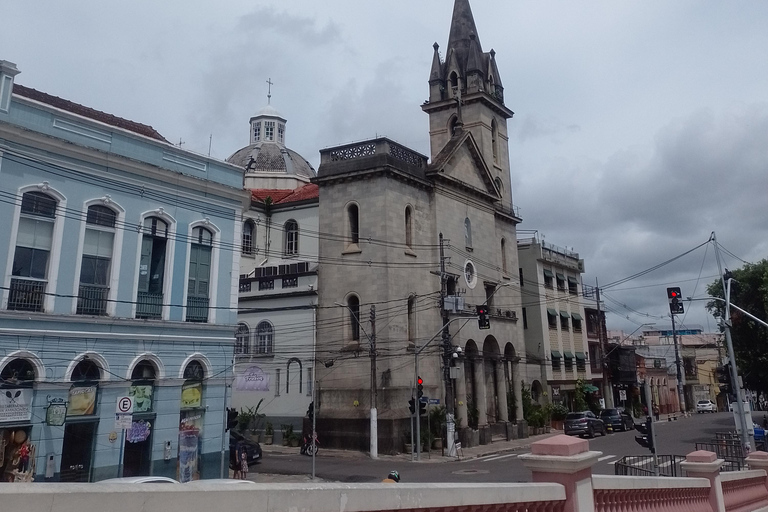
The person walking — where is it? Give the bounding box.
[653,404,660,421]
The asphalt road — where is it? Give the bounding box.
[257,411,760,483]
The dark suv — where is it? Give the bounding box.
[599,408,634,431]
[564,411,606,438]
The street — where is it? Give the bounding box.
[256,411,762,483]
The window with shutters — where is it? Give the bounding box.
[136,217,168,319]
[186,227,212,322]
[77,205,116,315]
[284,219,298,256]
[256,321,274,355]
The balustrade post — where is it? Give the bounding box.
[680,450,724,512]
[519,434,600,512]
[746,451,768,491]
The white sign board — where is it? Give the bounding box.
[115,413,133,430]
[0,388,33,423]
[619,389,627,401]
[116,396,134,414]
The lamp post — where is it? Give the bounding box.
[334,301,377,459]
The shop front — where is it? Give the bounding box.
[0,387,35,482]
[59,383,98,482]
[178,379,204,483]
[123,383,155,477]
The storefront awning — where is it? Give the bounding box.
[546,308,557,316]
[563,351,574,360]
[543,269,554,278]
[571,312,583,321]
[559,310,570,318]
[584,384,599,393]
[568,276,578,285]
[556,273,565,281]
[575,352,586,361]
[551,350,562,359]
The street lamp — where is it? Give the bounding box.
[334,301,378,459]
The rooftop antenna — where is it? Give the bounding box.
[266,78,274,105]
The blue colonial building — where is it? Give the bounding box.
[0,60,248,482]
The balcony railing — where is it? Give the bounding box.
[8,278,46,312]
[76,285,109,316]
[136,292,163,319]
[186,296,209,323]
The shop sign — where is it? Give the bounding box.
[178,410,203,483]
[129,385,153,413]
[126,420,151,443]
[235,366,269,391]
[180,382,202,409]
[67,385,97,416]
[0,388,33,422]
[46,402,67,426]
[619,389,627,401]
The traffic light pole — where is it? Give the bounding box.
[643,380,659,476]
[671,314,686,414]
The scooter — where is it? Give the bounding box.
[300,431,319,456]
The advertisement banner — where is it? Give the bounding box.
[67,385,97,416]
[126,420,151,443]
[180,382,202,409]
[129,385,153,413]
[234,366,270,391]
[178,410,203,483]
[0,389,33,423]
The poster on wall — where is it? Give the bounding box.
[180,382,202,409]
[0,389,33,423]
[129,385,153,413]
[126,420,151,444]
[177,410,203,483]
[234,366,270,392]
[67,385,97,416]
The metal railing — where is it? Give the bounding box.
[614,454,686,477]
[136,292,163,319]
[76,285,109,315]
[185,296,209,323]
[8,278,46,312]
[695,439,746,471]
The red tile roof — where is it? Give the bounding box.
[12,84,168,143]
[251,184,319,205]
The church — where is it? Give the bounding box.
[313,0,526,453]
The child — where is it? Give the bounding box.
[239,445,248,480]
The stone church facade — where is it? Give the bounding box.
[313,0,526,452]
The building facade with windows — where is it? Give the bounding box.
[313,0,525,452]
[227,102,319,438]
[0,60,248,482]
[518,235,594,411]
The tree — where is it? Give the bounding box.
[706,260,768,394]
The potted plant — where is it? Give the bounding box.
[429,405,446,449]
[281,424,293,446]
[288,431,300,447]
[264,422,274,445]
[403,431,413,455]
[550,403,568,431]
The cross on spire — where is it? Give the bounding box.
[266,78,274,104]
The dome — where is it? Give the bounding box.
[227,142,316,179]
[254,104,283,119]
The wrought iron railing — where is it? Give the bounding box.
[76,285,109,316]
[614,454,686,477]
[136,292,163,319]
[8,278,46,312]
[696,438,746,471]
[185,296,209,323]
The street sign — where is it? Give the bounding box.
[429,398,440,404]
[116,396,134,414]
[419,396,429,403]
[619,390,627,401]
[115,413,133,430]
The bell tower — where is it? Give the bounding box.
[421,0,515,205]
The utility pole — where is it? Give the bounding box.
[643,380,660,476]
[370,305,378,459]
[595,280,614,408]
[439,233,456,458]
[671,313,686,414]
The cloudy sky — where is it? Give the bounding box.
[3,0,766,333]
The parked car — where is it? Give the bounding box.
[696,400,717,413]
[100,476,179,484]
[599,408,635,431]
[230,430,262,465]
[185,479,257,486]
[564,411,606,438]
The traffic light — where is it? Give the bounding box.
[419,398,427,416]
[666,287,684,315]
[476,305,490,329]
[408,398,416,415]
[226,407,239,431]
[634,417,655,453]
[717,364,732,395]
[417,376,424,398]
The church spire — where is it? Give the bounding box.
[446,0,482,71]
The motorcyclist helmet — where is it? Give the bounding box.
[388,470,400,482]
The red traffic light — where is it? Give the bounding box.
[417,377,423,385]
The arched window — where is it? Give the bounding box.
[494,177,503,195]
[1,358,36,385]
[404,206,413,249]
[131,360,157,381]
[284,220,299,256]
[347,204,359,245]
[464,217,472,248]
[78,205,117,316]
[286,358,302,395]
[501,238,507,274]
[10,191,58,312]
[71,358,101,381]
[449,72,459,95]
[235,323,250,355]
[186,226,213,323]
[183,360,205,381]
[242,220,255,255]
[256,321,274,355]
[137,216,169,319]
[347,295,361,342]
[491,119,498,163]
[449,116,460,136]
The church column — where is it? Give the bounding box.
[455,358,468,428]
[496,358,508,422]
[514,363,523,423]
[474,356,488,426]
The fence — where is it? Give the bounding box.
[695,440,746,471]
[614,454,686,477]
